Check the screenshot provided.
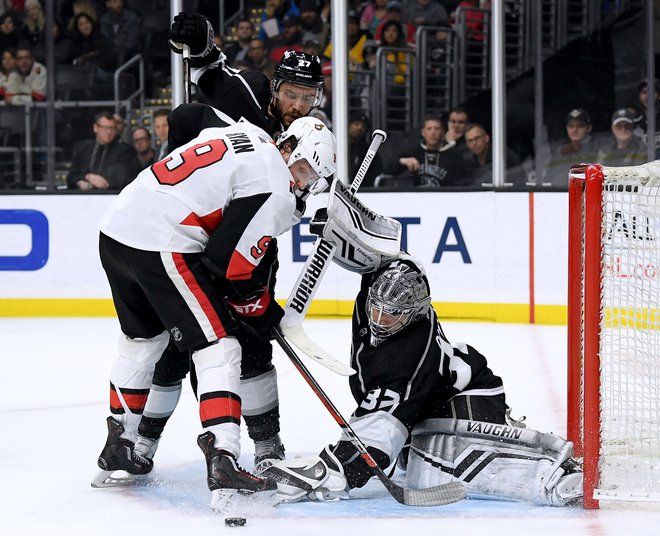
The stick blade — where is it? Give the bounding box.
[401,481,466,506]
[280,324,356,376]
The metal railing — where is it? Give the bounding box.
[1,55,146,188]
[374,47,416,132]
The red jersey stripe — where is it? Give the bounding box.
[226,249,257,280]
[171,253,227,338]
[180,208,224,236]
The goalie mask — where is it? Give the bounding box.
[367,262,432,346]
[276,116,336,194]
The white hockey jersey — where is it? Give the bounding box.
[100,120,296,277]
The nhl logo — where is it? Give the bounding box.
[170,326,182,342]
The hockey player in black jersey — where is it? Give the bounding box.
[263,185,583,507]
[127,12,329,477]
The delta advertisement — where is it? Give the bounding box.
[0,192,568,323]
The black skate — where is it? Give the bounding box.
[197,431,278,511]
[91,417,153,488]
[253,434,286,475]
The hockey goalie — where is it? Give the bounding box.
[265,182,583,506]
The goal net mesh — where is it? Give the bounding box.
[597,164,660,498]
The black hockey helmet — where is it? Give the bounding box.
[273,50,324,89]
[271,51,324,114]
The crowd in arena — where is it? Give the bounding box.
[0,0,656,190]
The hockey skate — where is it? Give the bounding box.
[197,431,278,512]
[253,434,286,475]
[91,417,154,488]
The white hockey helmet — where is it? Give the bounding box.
[276,116,336,194]
[366,261,432,346]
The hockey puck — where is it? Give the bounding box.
[225,517,247,527]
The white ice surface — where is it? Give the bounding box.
[1,317,658,535]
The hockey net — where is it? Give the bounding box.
[567,162,660,509]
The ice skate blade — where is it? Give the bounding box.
[210,488,279,513]
[90,469,147,488]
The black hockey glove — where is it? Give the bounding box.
[169,12,214,57]
[309,207,328,237]
[226,288,284,339]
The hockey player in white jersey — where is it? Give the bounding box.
[92,111,337,510]
[131,13,329,475]
[263,185,583,507]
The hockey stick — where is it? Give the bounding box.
[182,44,191,104]
[280,129,387,376]
[273,328,466,506]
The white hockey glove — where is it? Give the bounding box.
[264,446,349,502]
[309,180,402,273]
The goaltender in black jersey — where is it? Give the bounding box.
[265,185,583,507]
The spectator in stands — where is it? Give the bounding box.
[66,110,140,191]
[64,0,99,32]
[463,123,525,186]
[388,115,468,187]
[4,42,45,104]
[153,108,170,161]
[69,13,117,86]
[113,112,131,144]
[543,109,599,186]
[632,77,660,156]
[379,21,408,85]
[269,14,304,63]
[259,0,300,44]
[132,126,156,168]
[445,105,470,155]
[361,0,389,36]
[403,0,449,28]
[323,11,368,70]
[0,12,20,55]
[302,34,322,57]
[361,38,378,69]
[0,47,16,103]
[450,0,488,42]
[299,0,329,50]
[20,0,45,49]
[32,16,72,65]
[374,1,415,46]
[100,0,140,65]
[598,108,648,167]
[224,18,254,66]
[349,110,383,187]
[246,37,275,79]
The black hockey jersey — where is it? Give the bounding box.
[333,258,504,488]
[191,48,280,136]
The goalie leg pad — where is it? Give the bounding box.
[407,418,582,506]
[264,446,349,502]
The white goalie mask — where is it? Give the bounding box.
[366,262,432,346]
[276,117,337,195]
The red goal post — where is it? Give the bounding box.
[567,162,660,509]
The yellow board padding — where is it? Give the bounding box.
[0,298,569,325]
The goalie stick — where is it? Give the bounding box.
[280,129,387,376]
[273,328,466,506]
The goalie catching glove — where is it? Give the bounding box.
[310,180,403,273]
[263,446,349,502]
